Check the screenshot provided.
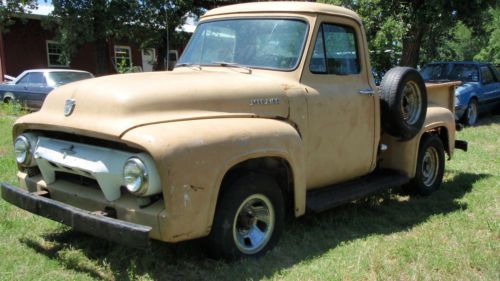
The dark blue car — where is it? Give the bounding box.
[420,62,500,125]
[0,69,93,110]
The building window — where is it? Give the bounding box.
[46,41,69,67]
[114,45,132,69]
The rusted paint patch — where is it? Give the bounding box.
[188,185,204,191]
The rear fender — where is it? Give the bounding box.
[380,106,455,178]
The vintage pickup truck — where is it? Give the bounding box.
[1,2,467,259]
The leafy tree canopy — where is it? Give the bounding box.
[0,0,37,29]
[49,0,209,74]
[320,0,496,70]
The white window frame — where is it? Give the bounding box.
[46,40,69,67]
[114,45,132,68]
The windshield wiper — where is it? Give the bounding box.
[212,62,252,74]
[176,63,201,70]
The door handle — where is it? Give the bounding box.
[358,88,374,96]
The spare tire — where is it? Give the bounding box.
[379,67,427,140]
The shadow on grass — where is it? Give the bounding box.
[21,171,489,281]
[468,112,500,127]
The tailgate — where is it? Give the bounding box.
[425,81,461,112]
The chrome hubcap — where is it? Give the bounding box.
[422,146,439,187]
[233,194,274,254]
[401,81,422,125]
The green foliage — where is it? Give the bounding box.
[475,7,500,63]
[48,1,207,74]
[48,0,134,74]
[0,0,37,31]
[115,58,132,74]
[0,101,28,117]
[320,0,496,69]
[118,1,205,70]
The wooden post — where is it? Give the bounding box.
[0,29,5,82]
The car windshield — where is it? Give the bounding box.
[46,72,93,87]
[421,63,479,82]
[178,19,308,70]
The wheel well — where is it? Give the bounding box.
[219,157,295,218]
[422,127,449,155]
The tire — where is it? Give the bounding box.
[206,173,285,260]
[461,99,478,126]
[380,67,427,140]
[406,134,445,196]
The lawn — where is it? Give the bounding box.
[0,104,498,281]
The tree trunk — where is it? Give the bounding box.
[154,33,168,71]
[92,0,109,76]
[400,26,425,68]
[95,38,109,76]
[0,27,5,82]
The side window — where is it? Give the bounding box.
[487,65,499,82]
[29,72,47,85]
[310,23,360,75]
[480,66,494,84]
[16,74,31,85]
[310,25,327,73]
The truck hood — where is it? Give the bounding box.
[16,70,295,138]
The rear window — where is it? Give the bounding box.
[47,72,93,87]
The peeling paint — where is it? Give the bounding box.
[183,191,190,207]
[282,83,292,91]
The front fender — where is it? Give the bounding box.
[121,118,305,242]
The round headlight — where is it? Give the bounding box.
[123,157,149,195]
[14,135,31,165]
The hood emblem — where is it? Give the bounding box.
[250,97,280,106]
[64,99,76,116]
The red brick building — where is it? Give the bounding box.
[0,14,152,80]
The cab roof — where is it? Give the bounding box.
[202,1,361,23]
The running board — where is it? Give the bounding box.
[306,170,410,213]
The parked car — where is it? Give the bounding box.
[420,61,500,125]
[0,69,94,110]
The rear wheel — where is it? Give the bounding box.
[406,134,445,195]
[206,173,284,260]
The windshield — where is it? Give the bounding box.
[47,72,93,87]
[178,19,308,70]
[421,63,479,82]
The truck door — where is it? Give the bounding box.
[301,17,377,188]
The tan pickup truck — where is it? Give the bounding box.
[1,2,467,259]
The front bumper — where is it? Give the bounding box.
[1,182,152,248]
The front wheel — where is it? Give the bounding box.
[206,173,285,260]
[462,99,478,126]
[406,134,445,195]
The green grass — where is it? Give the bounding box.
[0,104,498,281]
